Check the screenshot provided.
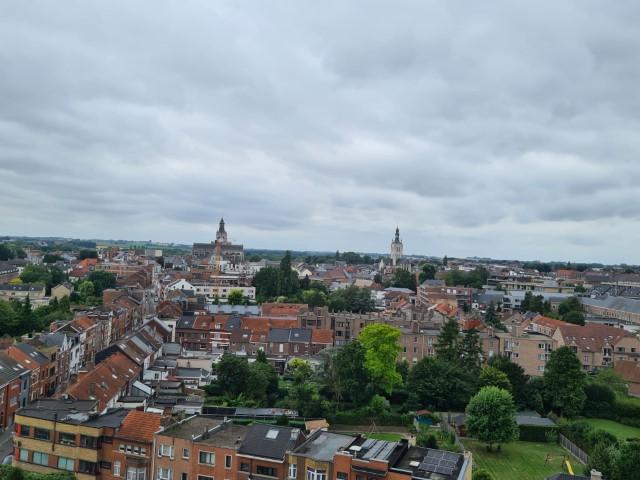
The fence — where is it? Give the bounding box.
[559,434,589,465]
[438,415,465,451]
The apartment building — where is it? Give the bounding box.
[154,416,248,480]
[0,283,48,306]
[0,353,30,428]
[495,325,554,376]
[5,343,57,401]
[552,324,640,372]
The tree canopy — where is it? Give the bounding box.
[359,324,402,394]
[543,346,586,417]
[465,386,518,451]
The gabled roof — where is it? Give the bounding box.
[0,353,30,384]
[267,328,312,344]
[0,283,46,292]
[556,323,636,351]
[238,423,302,461]
[65,352,140,412]
[117,410,162,443]
[14,343,50,365]
[311,329,334,345]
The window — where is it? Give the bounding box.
[58,457,75,471]
[279,344,284,353]
[33,452,49,466]
[79,460,97,474]
[114,461,121,476]
[101,461,112,470]
[289,464,297,479]
[241,463,250,472]
[225,455,232,469]
[337,473,348,480]
[59,432,76,446]
[197,477,214,480]
[157,468,172,480]
[19,449,29,462]
[80,435,98,449]
[181,475,188,480]
[159,444,174,458]
[16,424,30,437]
[34,428,50,440]
[199,451,215,465]
[127,467,146,480]
[257,466,277,477]
[181,447,190,459]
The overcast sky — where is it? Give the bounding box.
[1,2,640,263]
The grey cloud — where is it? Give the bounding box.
[1,1,640,262]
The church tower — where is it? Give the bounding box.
[390,226,403,266]
[216,218,228,244]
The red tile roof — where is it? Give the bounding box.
[557,324,635,352]
[117,410,162,443]
[261,303,308,317]
[311,329,334,345]
[65,352,140,412]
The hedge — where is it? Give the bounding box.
[518,424,558,442]
[327,411,414,426]
[0,465,74,479]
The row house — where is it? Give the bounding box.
[13,399,161,480]
[175,314,232,353]
[4,343,57,401]
[0,353,30,428]
[65,352,141,414]
[96,325,164,373]
[552,323,640,372]
[154,417,304,480]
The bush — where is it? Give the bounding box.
[416,431,438,448]
[586,429,618,451]
[518,424,558,442]
[472,469,495,480]
[328,410,414,426]
[560,421,593,451]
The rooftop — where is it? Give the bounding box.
[238,423,302,460]
[293,430,355,461]
[391,447,466,480]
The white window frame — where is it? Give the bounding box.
[288,463,297,480]
[157,467,173,480]
[182,448,190,459]
[158,444,174,459]
[114,460,121,476]
[57,456,75,471]
[199,451,215,465]
[33,451,49,466]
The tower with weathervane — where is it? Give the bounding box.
[390,226,403,266]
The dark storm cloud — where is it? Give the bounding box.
[1,1,640,262]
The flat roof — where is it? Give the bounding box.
[293,431,355,462]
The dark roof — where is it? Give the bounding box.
[15,343,50,365]
[0,283,46,292]
[546,474,589,480]
[391,447,465,480]
[293,430,355,461]
[0,354,30,384]
[18,399,99,422]
[238,423,302,461]
[267,328,312,343]
[175,367,208,378]
[177,315,197,329]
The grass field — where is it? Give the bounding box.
[365,433,404,441]
[464,439,573,480]
[573,418,640,441]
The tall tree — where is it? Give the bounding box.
[479,367,512,391]
[359,324,402,394]
[86,271,117,297]
[459,328,483,373]
[334,341,372,404]
[465,386,518,452]
[216,354,250,397]
[488,355,529,409]
[408,357,476,411]
[392,269,417,291]
[543,346,586,417]
[418,263,437,283]
[435,318,460,362]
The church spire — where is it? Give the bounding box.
[394,226,400,242]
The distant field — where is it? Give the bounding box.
[465,439,574,480]
[573,418,640,441]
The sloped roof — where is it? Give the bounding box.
[238,423,302,460]
[311,329,334,345]
[557,323,635,351]
[117,410,162,443]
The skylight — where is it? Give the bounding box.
[266,429,279,439]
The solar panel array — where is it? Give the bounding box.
[418,449,461,477]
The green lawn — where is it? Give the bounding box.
[572,418,640,441]
[365,433,404,441]
[464,439,574,480]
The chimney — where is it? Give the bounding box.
[590,470,602,480]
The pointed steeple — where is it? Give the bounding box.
[394,226,400,242]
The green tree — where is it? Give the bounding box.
[563,310,585,325]
[78,280,95,301]
[0,244,15,261]
[334,341,372,404]
[78,249,98,260]
[459,328,483,373]
[435,318,460,362]
[558,296,582,316]
[86,271,116,297]
[216,354,250,397]
[392,269,417,291]
[465,386,518,451]
[253,267,281,299]
[488,355,529,409]
[247,361,279,405]
[359,324,402,394]
[43,253,62,264]
[592,368,628,396]
[0,300,18,336]
[479,366,512,391]
[408,357,476,411]
[543,346,586,417]
[613,441,640,480]
[286,358,312,385]
[301,289,327,308]
[472,469,495,480]
[442,255,448,267]
[328,286,374,313]
[227,289,244,305]
[484,302,504,329]
[418,263,437,283]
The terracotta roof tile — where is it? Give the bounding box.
[311,329,333,345]
[117,410,162,443]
